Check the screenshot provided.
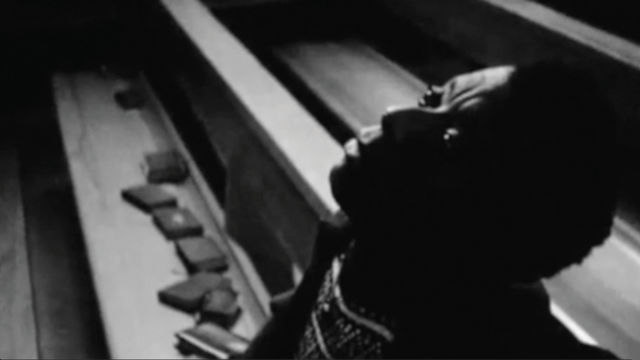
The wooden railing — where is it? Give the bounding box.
[154,0,343,296]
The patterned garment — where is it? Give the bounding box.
[295,256,395,359]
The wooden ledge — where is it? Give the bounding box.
[481,0,640,70]
[160,0,342,220]
[54,72,267,357]
[0,138,37,359]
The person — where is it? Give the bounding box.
[243,60,618,358]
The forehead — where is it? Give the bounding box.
[440,66,515,113]
[380,66,515,144]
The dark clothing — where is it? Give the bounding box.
[244,221,617,359]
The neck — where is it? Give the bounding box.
[337,225,515,317]
[337,228,445,315]
[338,243,399,316]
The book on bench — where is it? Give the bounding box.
[153,208,204,240]
[144,150,190,184]
[199,287,241,328]
[176,236,229,273]
[121,184,177,213]
[158,273,232,313]
[176,323,249,359]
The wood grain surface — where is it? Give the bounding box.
[54,71,265,358]
[17,74,110,358]
[275,40,426,133]
[161,0,342,219]
[0,138,37,359]
[546,232,640,358]
[159,0,345,294]
[140,75,271,323]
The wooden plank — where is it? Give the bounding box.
[54,73,189,358]
[212,0,477,137]
[226,138,320,292]
[274,40,426,133]
[149,68,315,293]
[160,0,342,220]
[139,75,271,321]
[546,233,640,358]
[17,76,109,359]
[549,302,599,347]
[0,139,38,359]
[53,72,265,357]
[481,0,640,68]
[157,0,345,288]
[162,69,324,291]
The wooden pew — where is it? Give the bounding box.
[155,0,343,297]
[545,230,640,355]
[0,71,110,358]
[53,71,268,357]
[0,134,37,359]
[214,0,477,139]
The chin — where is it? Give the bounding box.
[329,159,347,204]
[329,158,361,216]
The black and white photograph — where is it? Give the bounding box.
[0,0,637,358]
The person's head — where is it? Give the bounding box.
[330,60,617,283]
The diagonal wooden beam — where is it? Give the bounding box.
[0,136,38,359]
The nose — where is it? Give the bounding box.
[358,125,383,146]
[342,125,382,162]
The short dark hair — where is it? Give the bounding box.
[472,60,618,281]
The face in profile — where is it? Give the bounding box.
[330,66,516,221]
[331,60,617,283]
